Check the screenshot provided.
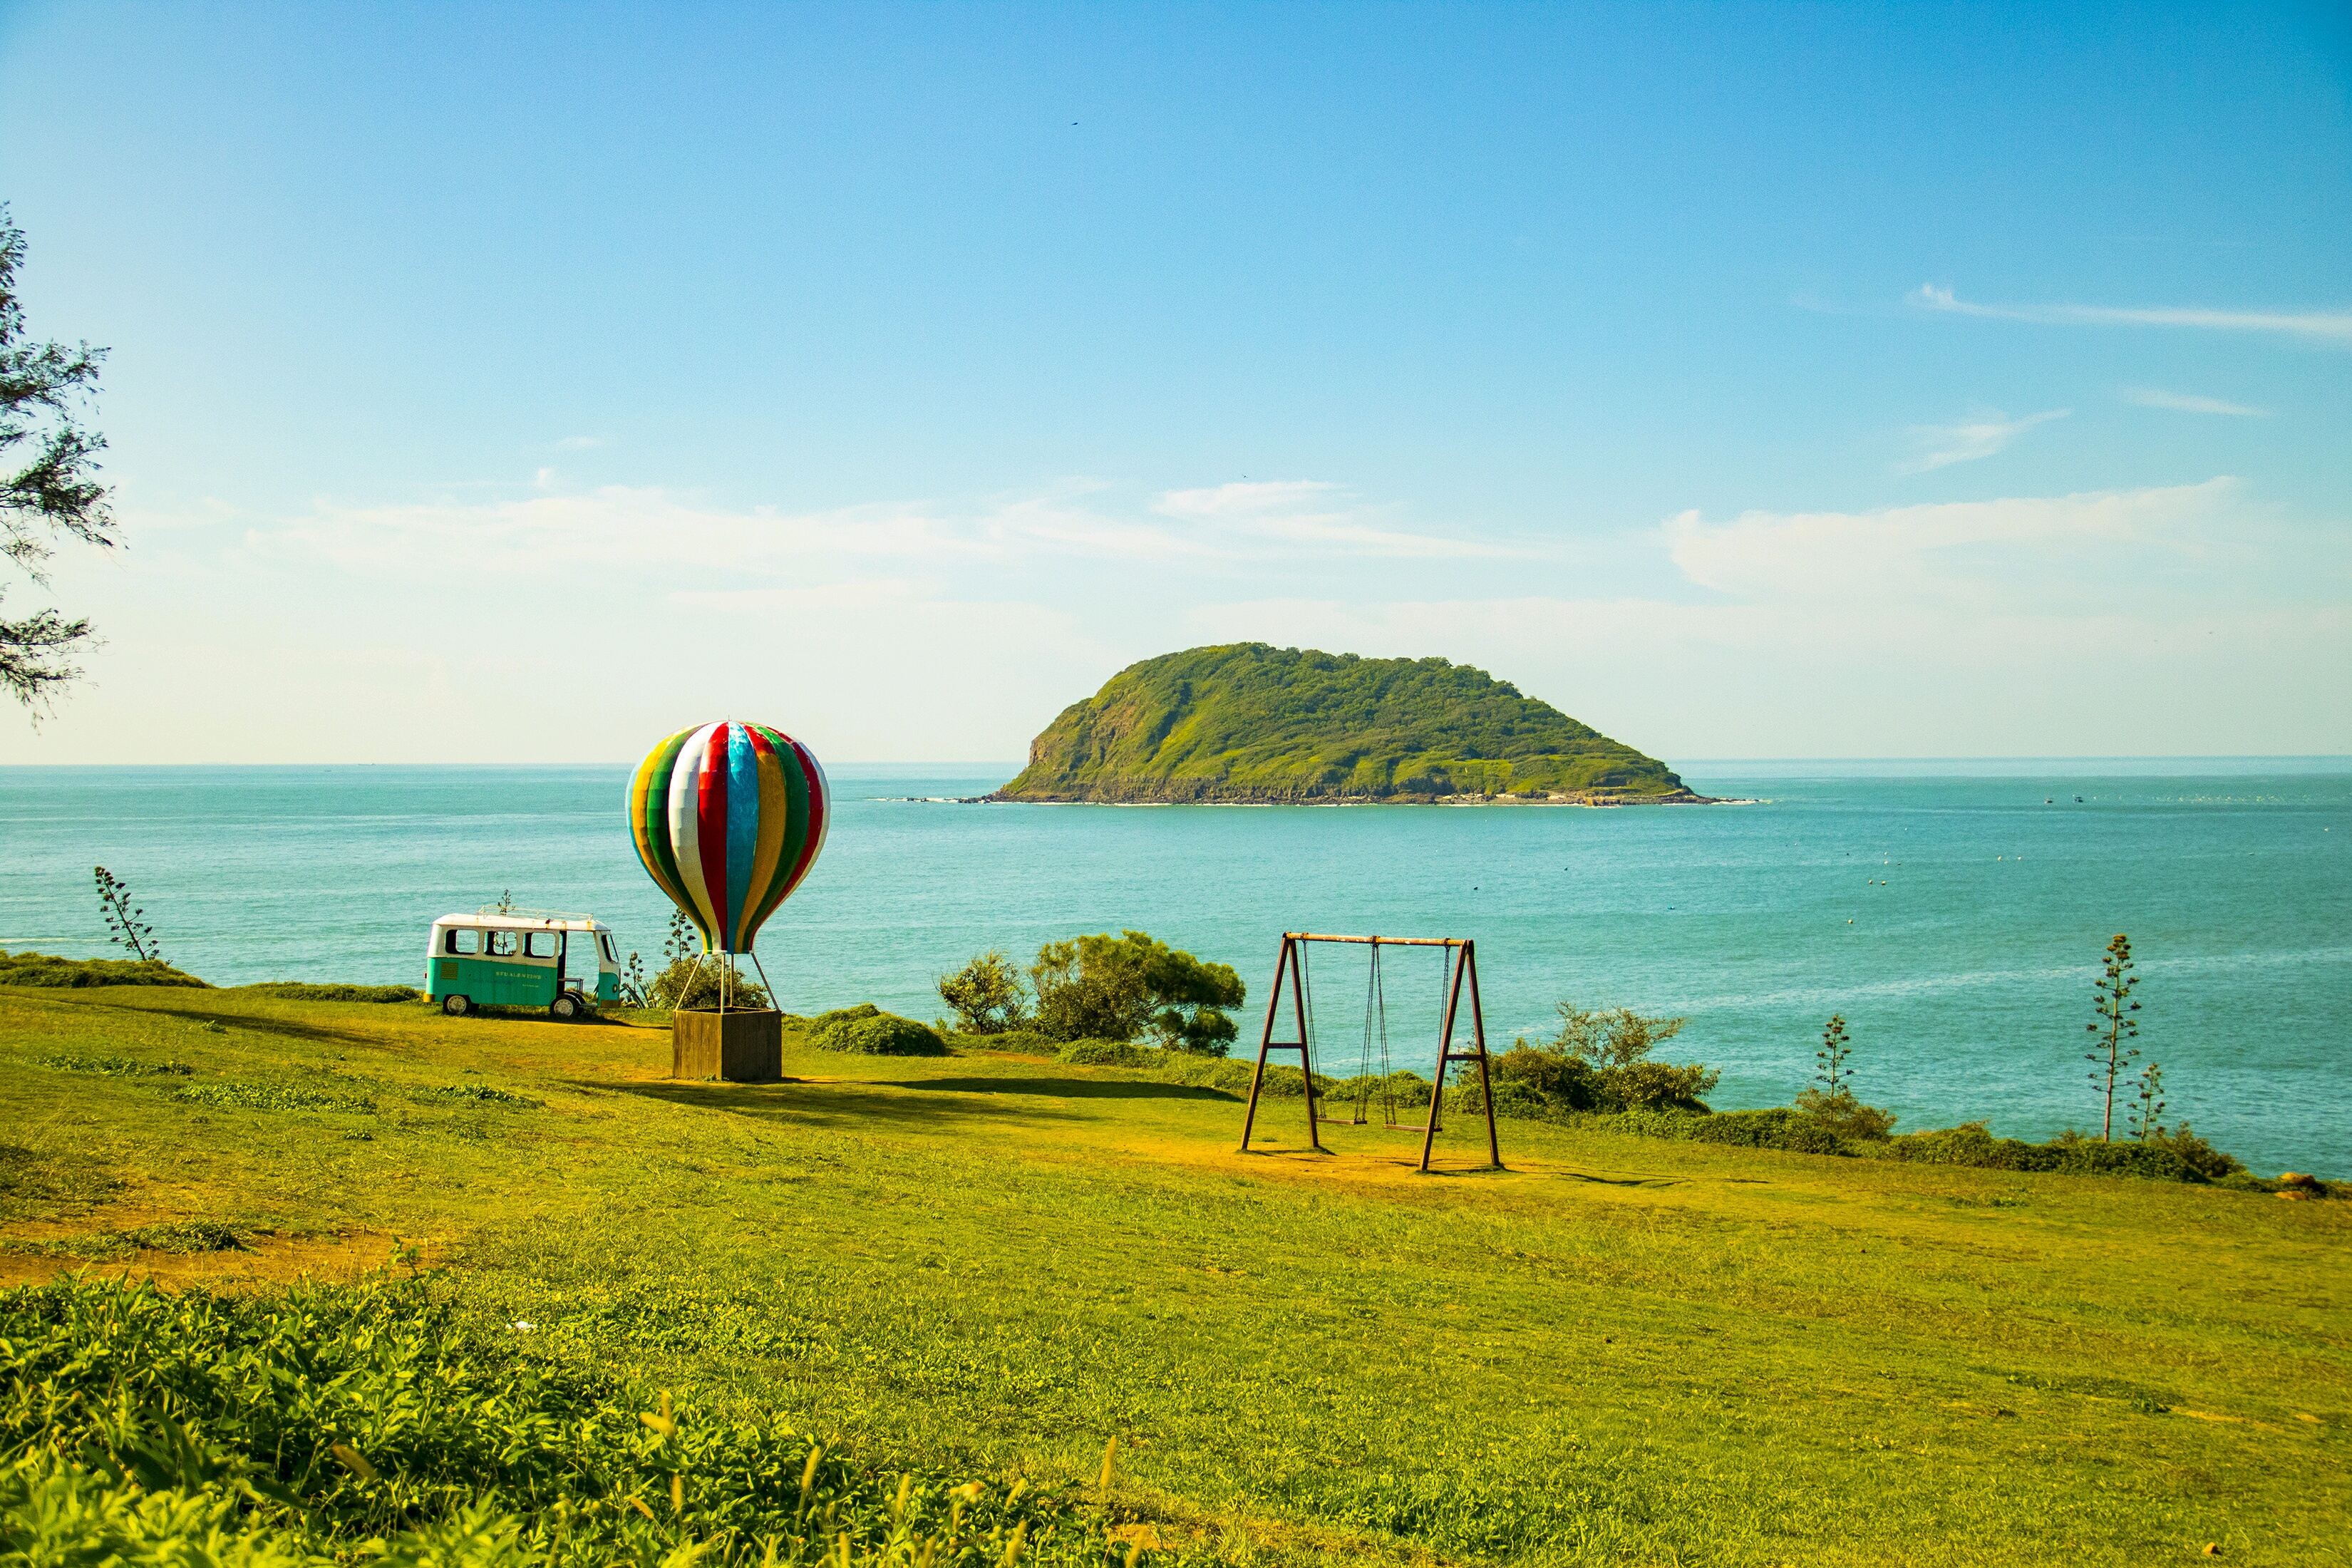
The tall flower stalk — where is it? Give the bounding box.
[2086,933,2142,1142]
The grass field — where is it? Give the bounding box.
[3,982,2346,1566]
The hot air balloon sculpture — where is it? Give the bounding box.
[629,721,830,1014]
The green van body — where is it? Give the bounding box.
[425,912,621,1014]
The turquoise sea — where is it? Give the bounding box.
[4,760,2346,1175]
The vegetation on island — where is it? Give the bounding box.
[991,644,1707,805]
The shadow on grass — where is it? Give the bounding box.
[23,992,395,1053]
[577,1077,1081,1130]
[865,1075,1242,1103]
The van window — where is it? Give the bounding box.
[444,928,481,955]
[598,934,617,964]
[487,930,518,957]
[526,932,559,959]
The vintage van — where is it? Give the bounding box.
[425,907,621,1018]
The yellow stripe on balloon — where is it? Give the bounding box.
[629,730,691,914]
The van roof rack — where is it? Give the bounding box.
[475,905,595,922]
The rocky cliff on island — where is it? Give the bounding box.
[990,644,1717,805]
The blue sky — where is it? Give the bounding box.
[1,1,2346,763]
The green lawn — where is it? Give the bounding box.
[3,983,2345,1566]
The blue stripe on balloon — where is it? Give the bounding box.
[724,723,760,947]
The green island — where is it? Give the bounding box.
[990,644,1712,805]
[4,967,2345,1566]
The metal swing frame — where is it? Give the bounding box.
[1237,932,1503,1173]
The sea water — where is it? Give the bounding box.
[3,760,2346,1174]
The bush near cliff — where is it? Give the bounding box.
[805,1004,949,1057]
[0,950,210,989]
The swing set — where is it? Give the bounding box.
[1237,932,1502,1173]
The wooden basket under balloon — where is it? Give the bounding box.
[671,1008,783,1082]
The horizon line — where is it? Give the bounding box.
[2,754,2349,768]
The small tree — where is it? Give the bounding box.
[937,949,1031,1033]
[1029,930,1245,1054]
[1552,1004,1687,1068]
[92,865,160,964]
[1549,1003,1717,1110]
[3,206,116,713]
[1815,1014,1852,1097]
[2085,932,2142,1142]
[2128,1060,2166,1144]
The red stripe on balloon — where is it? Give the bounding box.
[697,724,732,939]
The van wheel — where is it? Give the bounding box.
[550,993,581,1021]
[442,994,472,1016]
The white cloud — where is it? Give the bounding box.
[1663,479,2240,609]
[14,468,2343,764]
[1900,407,2070,472]
[250,474,1526,580]
[257,486,1003,575]
[1154,480,1531,559]
[1912,284,2352,347]
[1180,480,2349,756]
[2120,386,2270,417]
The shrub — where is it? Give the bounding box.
[968,1028,1058,1056]
[1056,1038,1150,1067]
[1606,1059,1720,1111]
[2041,1134,2199,1182]
[1690,1108,1857,1156]
[648,959,769,1011]
[240,983,421,1003]
[1489,1046,1602,1110]
[1540,1002,1718,1110]
[936,950,1030,1033]
[808,1005,948,1057]
[0,950,209,989]
[1879,1123,2209,1182]
[1879,1122,2023,1168]
[2151,1123,2245,1181]
[1793,1088,1899,1141]
[1326,1069,1435,1112]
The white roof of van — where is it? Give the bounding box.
[432,912,609,932]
